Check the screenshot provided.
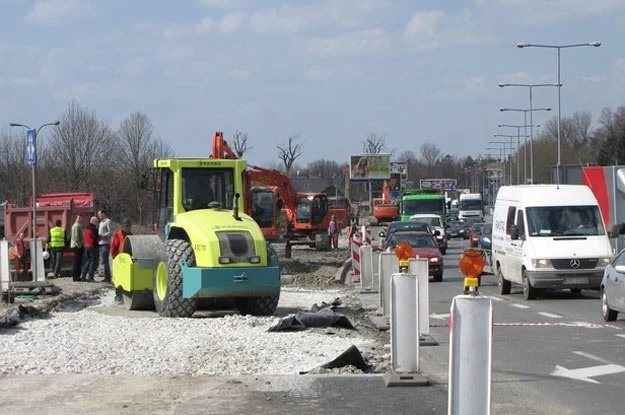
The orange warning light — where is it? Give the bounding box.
[459,248,485,278]
[395,241,413,261]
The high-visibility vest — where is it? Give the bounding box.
[49,226,65,248]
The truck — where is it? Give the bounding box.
[4,192,96,277]
[397,189,446,223]
[111,131,281,317]
[458,193,483,220]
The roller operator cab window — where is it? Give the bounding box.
[182,168,235,211]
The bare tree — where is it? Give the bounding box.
[47,100,115,192]
[420,142,441,177]
[231,130,251,158]
[306,159,341,178]
[0,131,31,205]
[277,134,304,175]
[361,133,387,154]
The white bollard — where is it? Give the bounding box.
[0,240,10,303]
[409,258,430,337]
[378,252,398,316]
[30,238,46,282]
[358,244,374,291]
[448,295,493,415]
[391,272,419,372]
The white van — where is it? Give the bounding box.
[492,185,613,300]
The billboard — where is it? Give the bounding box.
[390,161,408,179]
[349,153,391,180]
[420,178,457,191]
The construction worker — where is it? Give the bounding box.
[70,214,84,282]
[13,232,28,280]
[48,219,66,279]
[111,218,133,303]
[328,214,341,251]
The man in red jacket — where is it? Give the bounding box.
[110,218,133,259]
[81,216,99,282]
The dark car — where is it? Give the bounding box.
[379,230,444,281]
[447,220,467,239]
[469,222,485,248]
[378,221,437,246]
[478,223,493,250]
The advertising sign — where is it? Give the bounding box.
[390,161,408,178]
[420,178,457,191]
[349,153,391,180]
[26,129,36,165]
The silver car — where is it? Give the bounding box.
[601,249,625,321]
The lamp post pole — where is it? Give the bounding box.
[9,121,60,280]
[499,107,551,183]
[516,41,601,185]
[497,124,536,184]
[499,83,558,183]
[489,140,515,185]
[493,135,519,185]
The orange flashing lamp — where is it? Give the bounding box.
[459,248,484,294]
[395,241,413,271]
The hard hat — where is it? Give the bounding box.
[42,251,50,260]
[331,215,336,219]
[122,217,132,226]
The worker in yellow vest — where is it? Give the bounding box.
[48,219,66,279]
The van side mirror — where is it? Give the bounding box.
[510,225,519,240]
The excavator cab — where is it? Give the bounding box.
[296,194,328,226]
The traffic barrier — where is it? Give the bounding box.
[391,272,419,372]
[351,236,362,280]
[359,244,374,291]
[30,238,45,282]
[378,251,398,317]
[409,259,430,337]
[0,240,10,304]
[360,225,372,245]
[448,296,493,415]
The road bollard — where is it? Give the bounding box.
[358,244,374,291]
[409,258,430,337]
[391,271,419,372]
[378,251,398,315]
[30,238,45,282]
[0,240,11,304]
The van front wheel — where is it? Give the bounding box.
[522,270,537,300]
[497,264,511,295]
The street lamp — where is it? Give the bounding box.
[516,41,601,185]
[493,135,520,185]
[9,121,60,281]
[489,140,515,185]
[499,82,558,183]
[497,124,536,183]
[499,107,551,183]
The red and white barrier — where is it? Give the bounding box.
[351,236,362,280]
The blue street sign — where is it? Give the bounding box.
[26,129,36,165]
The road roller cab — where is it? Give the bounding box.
[112,140,281,317]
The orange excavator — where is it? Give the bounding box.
[372,180,398,224]
[211,132,332,257]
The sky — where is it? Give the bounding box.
[2,0,625,167]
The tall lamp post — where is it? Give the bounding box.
[516,41,601,185]
[9,121,60,280]
[497,124,535,183]
[493,135,519,185]
[499,82,558,182]
[489,140,514,185]
[499,107,551,183]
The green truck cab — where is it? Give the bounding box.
[398,189,447,223]
[112,157,280,317]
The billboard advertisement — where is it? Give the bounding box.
[349,153,391,180]
[390,161,407,179]
[420,178,457,191]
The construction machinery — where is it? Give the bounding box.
[211,135,332,258]
[372,180,398,224]
[111,132,281,317]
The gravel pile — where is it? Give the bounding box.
[0,287,388,377]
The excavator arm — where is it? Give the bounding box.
[211,131,238,159]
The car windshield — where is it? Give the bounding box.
[388,234,437,249]
[471,223,484,232]
[388,222,429,233]
[482,223,492,235]
[411,217,441,227]
[526,205,605,237]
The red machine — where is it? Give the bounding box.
[4,192,96,276]
[211,133,332,257]
[372,180,398,224]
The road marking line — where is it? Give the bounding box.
[510,303,530,309]
[485,296,504,302]
[538,312,562,319]
[430,313,450,320]
[617,334,625,339]
[552,364,625,384]
[573,351,613,365]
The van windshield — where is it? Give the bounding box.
[526,205,605,237]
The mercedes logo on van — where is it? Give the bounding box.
[570,259,580,269]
